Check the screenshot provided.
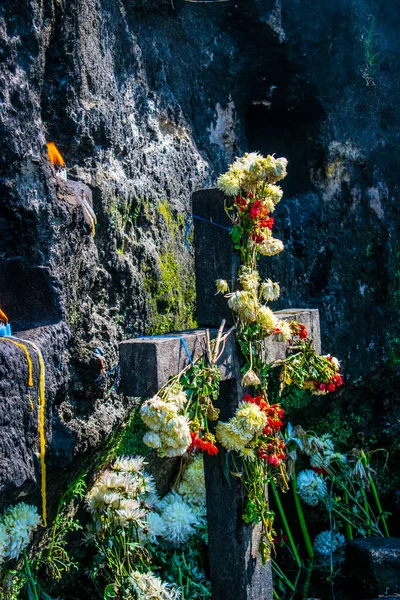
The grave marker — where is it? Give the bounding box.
[119,188,322,600]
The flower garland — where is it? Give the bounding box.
[141,151,344,562]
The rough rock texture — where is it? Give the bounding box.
[0,0,399,505]
[345,538,400,597]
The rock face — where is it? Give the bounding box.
[0,0,399,504]
[345,538,400,597]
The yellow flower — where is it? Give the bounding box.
[258,306,278,333]
[228,291,259,322]
[238,267,260,293]
[235,401,267,435]
[215,279,229,294]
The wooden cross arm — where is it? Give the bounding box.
[119,329,239,398]
[119,309,320,397]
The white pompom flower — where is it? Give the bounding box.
[158,492,199,547]
[296,470,327,506]
[313,530,346,556]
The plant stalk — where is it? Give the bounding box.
[270,479,302,568]
[23,549,40,600]
[291,477,314,559]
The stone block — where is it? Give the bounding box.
[345,538,400,598]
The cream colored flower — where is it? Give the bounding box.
[241,369,261,387]
[259,279,280,302]
[216,279,229,294]
[177,455,206,507]
[274,320,292,342]
[140,397,179,432]
[112,456,145,473]
[215,420,253,452]
[143,431,162,449]
[258,305,278,333]
[257,237,284,256]
[217,171,241,196]
[238,267,260,293]
[228,291,259,322]
[235,401,267,435]
[263,184,283,205]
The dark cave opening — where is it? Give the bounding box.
[245,94,326,197]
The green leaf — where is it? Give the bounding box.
[221,449,232,488]
[230,224,243,244]
[104,584,117,599]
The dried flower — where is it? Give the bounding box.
[241,369,261,386]
[257,306,278,333]
[228,291,259,322]
[238,267,260,293]
[177,455,206,507]
[259,279,280,302]
[257,237,284,256]
[273,320,292,342]
[216,279,229,294]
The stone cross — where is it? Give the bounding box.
[119,188,321,600]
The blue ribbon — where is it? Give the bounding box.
[139,335,194,365]
[193,214,231,232]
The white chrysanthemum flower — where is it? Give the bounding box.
[215,419,253,452]
[166,391,188,412]
[159,493,198,547]
[140,397,178,432]
[297,470,327,506]
[257,237,284,256]
[308,435,346,468]
[238,268,260,293]
[102,491,123,508]
[145,492,160,509]
[235,401,267,435]
[3,503,41,560]
[241,369,261,387]
[0,523,8,565]
[177,455,206,507]
[161,415,191,449]
[144,511,166,543]
[143,431,162,449]
[128,570,181,600]
[258,305,278,333]
[273,157,288,181]
[116,504,147,527]
[228,291,259,322]
[217,172,241,196]
[259,279,280,302]
[313,530,346,556]
[216,279,229,294]
[112,456,145,474]
[263,184,283,205]
[274,320,292,342]
[240,447,257,461]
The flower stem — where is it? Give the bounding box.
[23,549,39,600]
[291,477,314,559]
[360,450,389,537]
[343,490,353,541]
[270,479,302,568]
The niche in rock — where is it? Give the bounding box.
[245,88,325,196]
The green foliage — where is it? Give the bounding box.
[37,472,87,582]
[115,404,152,458]
[144,200,196,335]
[150,523,211,600]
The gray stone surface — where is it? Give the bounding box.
[345,538,400,598]
[119,308,320,397]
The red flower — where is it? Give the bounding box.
[318,383,326,391]
[248,192,254,199]
[312,466,329,476]
[266,217,274,230]
[243,393,254,403]
[327,383,336,393]
[263,426,273,436]
[251,233,265,244]
[299,324,308,339]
